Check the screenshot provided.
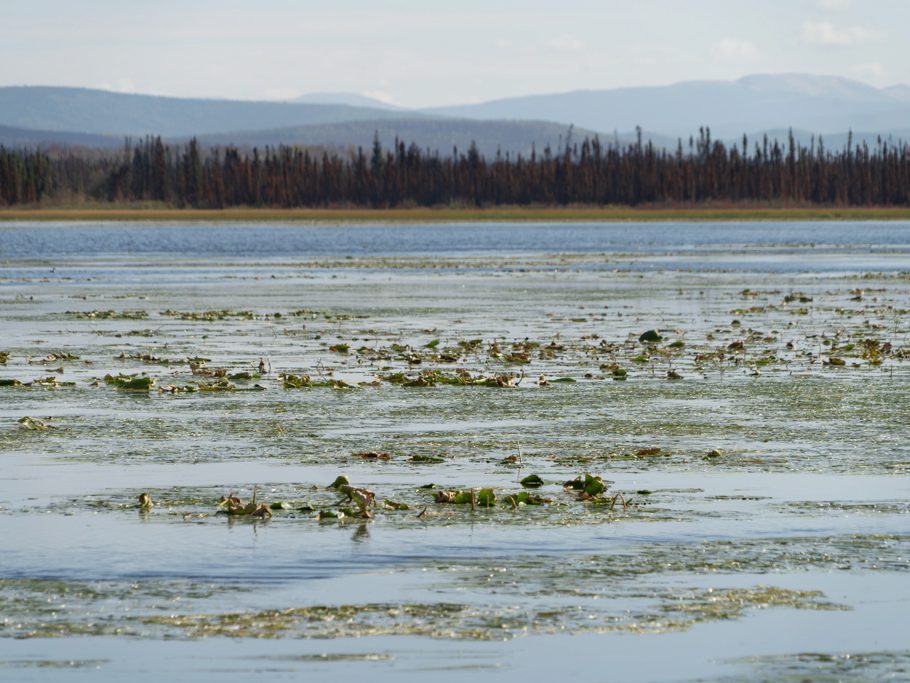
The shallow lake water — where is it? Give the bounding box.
[1,221,909,682]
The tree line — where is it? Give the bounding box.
[3,128,910,207]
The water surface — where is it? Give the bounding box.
[1,221,908,681]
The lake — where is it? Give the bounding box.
[1,221,908,682]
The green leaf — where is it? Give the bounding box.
[104,373,154,391]
[453,491,474,504]
[328,475,350,489]
[638,329,662,343]
[583,473,606,497]
[477,488,496,507]
[520,474,544,488]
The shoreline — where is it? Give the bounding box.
[2,206,910,222]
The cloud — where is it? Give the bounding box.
[801,21,877,46]
[545,34,585,53]
[711,38,757,61]
[362,90,397,105]
[262,87,299,101]
[848,62,885,83]
[815,0,851,10]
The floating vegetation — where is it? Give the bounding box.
[17,416,51,431]
[67,310,148,320]
[217,489,272,518]
[158,384,198,394]
[353,450,391,460]
[2,240,910,672]
[639,329,663,343]
[227,371,260,381]
[116,352,180,365]
[161,309,258,321]
[30,376,76,388]
[385,369,521,387]
[29,352,79,364]
[279,373,354,389]
[103,373,154,391]
[0,578,846,641]
[730,650,910,681]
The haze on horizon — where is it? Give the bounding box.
[3,0,909,108]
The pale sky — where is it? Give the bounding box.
[3,0,907,107]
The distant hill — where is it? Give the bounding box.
[4,76,910,158]
[0,124,122,149]
[424,74,910,139]
[289,92,401,110]
[750,128,910,152]
[196,118,613,158]
[0,86,409,137]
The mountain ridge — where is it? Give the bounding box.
[3,75,910,156]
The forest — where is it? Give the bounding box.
[2,128,910,208]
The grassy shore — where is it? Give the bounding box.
[3,205,910,222]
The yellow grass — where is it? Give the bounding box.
[3,205,910,222]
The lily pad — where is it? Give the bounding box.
[639,329,662,343]
[583,474,606,497]
[520,474,545,488]
[104,374,154,391]
[477,488,496,507]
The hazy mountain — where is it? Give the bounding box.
[424,74,910,139]
[196,118,612,158]
[289,92,401,110]
[0,124,122,149]
[0,86,408,137]
[750,128,910,152]
[883,84,910,102]
[4,76,910,157]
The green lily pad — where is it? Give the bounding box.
[520,474,545,488]
[329,475,350,489]
[583,473,606,497]
[477,488,496,507]
[639,329,662,343]
[104,374,154,391]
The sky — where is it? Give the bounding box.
[3,0,908,107]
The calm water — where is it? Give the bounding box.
[0,221,908,682]
[1,219,909,261]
